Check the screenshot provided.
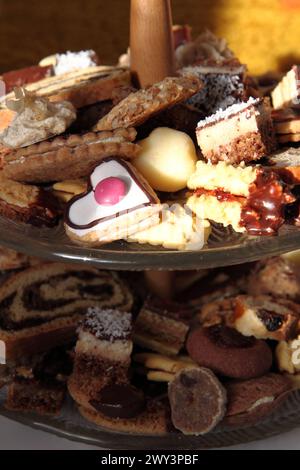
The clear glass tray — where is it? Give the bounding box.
[1,391,300,449]
[1,215,300,270]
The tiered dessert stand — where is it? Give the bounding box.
[1,0,300,449]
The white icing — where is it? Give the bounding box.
[54,50,97,75]
[67,159,154,236]
[197,97,259,128]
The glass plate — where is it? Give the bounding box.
[1,390,300,449]
[1,215,300,270]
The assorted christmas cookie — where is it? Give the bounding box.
[65,157,161,246]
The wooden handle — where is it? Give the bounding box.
[130,0,175,88]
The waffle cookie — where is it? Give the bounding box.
[2,128,139,184]
[0,263,133,363]
[94,75,202,131]
[272,108,300,144]
[1,65,54,93]
[0,67,131,110]
[133,296,192,356]
[272,66,300,110]
[187,161,294,235]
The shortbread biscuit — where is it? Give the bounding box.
[0,67,131,110]
[79,401,169,435]
[134,353,196,375]
[128,204,211,250]
[52,179,87,203]
[2,128,139,183]
[94,75,202,131]
[272,108,300,135]
[147,371,175,383]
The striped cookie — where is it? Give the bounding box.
[2,128,139,183]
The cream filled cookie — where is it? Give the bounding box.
[65,157,161,246]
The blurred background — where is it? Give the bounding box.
[0,0,300,75]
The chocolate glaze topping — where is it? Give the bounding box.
[240,170,295,235]
[89,384,145,419]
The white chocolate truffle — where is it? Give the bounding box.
[133,128,198,192]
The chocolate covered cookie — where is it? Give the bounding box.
[186,325,272,379]
[168,367,227,435]
[223,373,292,426]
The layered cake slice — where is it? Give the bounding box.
[68,307,133,409]
[271,66,300,110]
[5,346,73,416]
[133,296,192,356]
[187,161,294,234]
[68,307,169,434]
[196,98,276,164]
[0,263,133,363]
[181,64,246,117]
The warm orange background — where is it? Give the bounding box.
[0,0,300,74]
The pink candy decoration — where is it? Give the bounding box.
[94,177,127,206]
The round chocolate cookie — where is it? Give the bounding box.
[223,373,292,426]
[168,367,227,435]
[186,325,272,379]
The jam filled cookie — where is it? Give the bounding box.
[186,325,272,379]
[65,157,161,246]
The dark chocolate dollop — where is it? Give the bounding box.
[89,384,145,419]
